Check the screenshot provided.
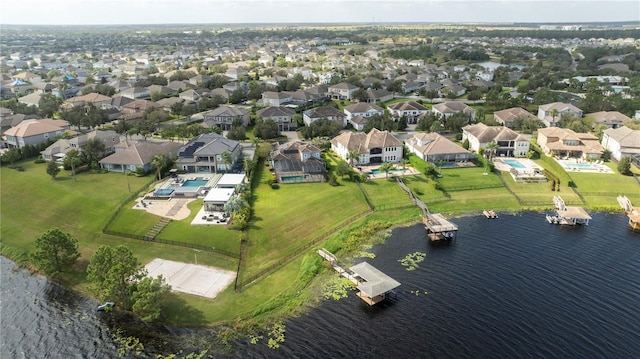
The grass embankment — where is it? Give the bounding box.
[2,152,638,327]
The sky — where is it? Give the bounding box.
[0,0,638,25]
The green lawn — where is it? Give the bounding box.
[498,171,582,207]
[567,163,640,207]
[243,164,370,280]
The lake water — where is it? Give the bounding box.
[2,212,640,358]
[474,61,526,70]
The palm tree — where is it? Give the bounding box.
[346,151,360,168]
[65,149,81,182]
[550,108,558,127]
[486,141,499,161]
[151,154,167,181]
[221,151,233,172]
[400,158,409,173]
[378,162,395,179]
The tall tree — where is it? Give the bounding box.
[130,276,171,322]
[82,137,106,168]
[220,151,233,172]
[64,149,82,181]
[151,154,167,180]
[378,162,395,178]
[347,151,360,167]
[32,228,80,274]
[87,245,142,308]
[485,141,499,161]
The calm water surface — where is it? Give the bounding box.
[2,212,639,358]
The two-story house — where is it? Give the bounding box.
[601,126,640,161]
[202,106,250,131]
[537,127,603,159]
[432,101,475,121]
[493,107,540,128]
[256,106,296,131]
[405,132,473,163]
[331,128,403,165]
[344,102,384,130]
[328,82,360,100]
[261,91,292,107]
[585,111,632,129]
[3,119,70,149]
[269,141,327,183]
[462,123,530,157]
[537,102,583,127]
[302,106,346,127]
[387,101,430,124]
[175,133,242,173]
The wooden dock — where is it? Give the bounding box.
[317,249,400,305]
[618,195,640,231]
[546,196,591,225]
[423,213,459,241]
[317,248,359,286]
[396,177,458,241]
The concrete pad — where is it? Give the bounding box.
[144,258,235,299]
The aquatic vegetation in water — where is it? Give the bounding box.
[322,277,355,301]
[398,252,426,271]
[267,321,286,349]
[409,289,430,296]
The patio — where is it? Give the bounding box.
[554,158,614,174]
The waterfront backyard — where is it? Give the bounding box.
[1,154,638,326]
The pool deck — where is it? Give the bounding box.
[554,158,614,174]
[356,164,420,179]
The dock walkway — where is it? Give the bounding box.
[317,248,359,286]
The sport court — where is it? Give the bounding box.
[144,258,235,299]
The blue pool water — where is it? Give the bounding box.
[368,168,399,175]
[281,175,306,182]
[154,188,174,196]
[503,159,526,169]
[566,163,595,169]
[182,178,208,187]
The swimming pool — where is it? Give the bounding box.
[565,163,595,169]
[367,168,399,175]
[281,175,307,182]
[154,188,174,196]
[503,159,526,169]
[182,178,209,187]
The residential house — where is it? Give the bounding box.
[331,128,403,165]
[328,82,360,100]
[462,123,530,157]
[256,106,296,131]
[432,101,476,121]
[64,92,112,108]
[18,92,43,107]
[537,102,583,127]
[601,126,640,161]
[493,107,539,128]
[120,100,160,120]
[537,127,604,159]
[202,106,250,131]
[387,101,430,124]
[585,111,631,129]
[302,106,345,127]
[3,119,70,149]
[225,66,248,80]
[99,140,182,173]
[365,89,393,103]
[269,141,327,183]
[262,91,292,107]
[175,133,242,173]
[406,132,473,163]
[344,102,384,130]
[41,129,120,162]
[120,87,150,100]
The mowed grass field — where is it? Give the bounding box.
[243,164,371,280]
